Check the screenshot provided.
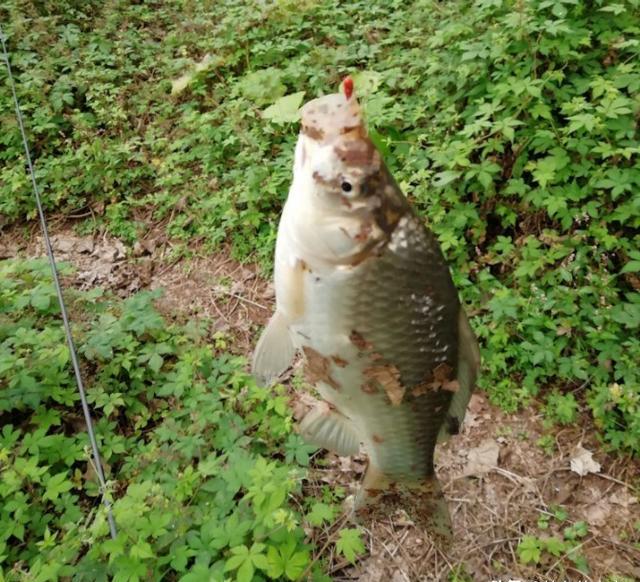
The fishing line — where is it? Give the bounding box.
[0,25,117,540]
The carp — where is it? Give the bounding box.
[252,77,480,540]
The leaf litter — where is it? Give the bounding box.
[570,446,602,477]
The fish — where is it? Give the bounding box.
[252,77,480,540]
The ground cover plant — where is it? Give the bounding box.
[1,0,639,579]
[0,258,340,581]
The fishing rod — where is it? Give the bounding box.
[0,25,117,540]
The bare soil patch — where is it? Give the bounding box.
[312,392,640,581]
[1,223,271,353]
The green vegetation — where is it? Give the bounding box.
[2,0,639,453]
[518,510,590,573]
[1,0,639,578]
[0,259,348,581]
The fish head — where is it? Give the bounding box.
[294,79,383,207]
[287,78,410,265]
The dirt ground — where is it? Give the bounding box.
[2,224,639,582]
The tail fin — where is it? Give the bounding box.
[353,464,452,543]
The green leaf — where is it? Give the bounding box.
[236,559,254,582]
[239,68,286,106]
[178,563,215,582]
[170,53,221,95]
[530,157,557,188]
[225,553,247,571]
[284,550,308,580]
[599,4,625,15]
[252,553,269,570]
[564,521,588,540]
[266,540,309,581]
[43,472,73,501]
[478,171,493,190]
[148,353,164,373]
[130,541,154,560]
[307,502,335,527]
[569,551,590,573]
[336,528,365,563]
[432,171,461,188]
[262,92,305,124]
[266,545,285,579]
[517,536,541,564]
[31,291,51,312]
[621,261,640,274]
[351,70,382,97]
[543,537,566,557]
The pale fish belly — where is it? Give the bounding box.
[292,214,461,481]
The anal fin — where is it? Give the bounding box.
[251,311,296,387]
[299,402,360,456]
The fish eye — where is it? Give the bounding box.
[341,181,353,193]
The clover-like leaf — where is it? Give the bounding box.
[262,92,305,124]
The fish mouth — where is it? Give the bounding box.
[299,90,366,144]
[299,82,380,172]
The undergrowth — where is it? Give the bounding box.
[0,259,354,581]
[1,0,639,576]
[2,0,638,454]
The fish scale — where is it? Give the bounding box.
[295,214,461,480]
[351,217,459,386]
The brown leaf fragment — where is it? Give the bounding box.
[354,221,373,243]
[349,330,373,351]
[372,434,384,443]
[340,196,352,209]
[609,489,638,508]
[411,383,429,397]
[360,381,378,395]
[412,363,458,395]
[302,346,341,390]
[463,439,500,477]
[365,488,384,498]
[624,272,640,291]
[433,363,454,384]
[570,446,601,476]
[364,364,404,405]
[583,502,612,527]
[332,355,348,368]
[334,139,377,167]
[303,125,325,140]
[442,379,460,392]
[547,474,576,505]
[299,259,311,272]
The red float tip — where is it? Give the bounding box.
[343,76,354,100]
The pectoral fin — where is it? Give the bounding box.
[299,402,360,456]
[437,309,481,442]
[251,311,296,386]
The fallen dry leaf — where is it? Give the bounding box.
[364,363,404,405]
[467,393,485,414]
[609,489,638,508]
[463,439,500,477]
[570,446,601,477]
[583,501,612,527]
